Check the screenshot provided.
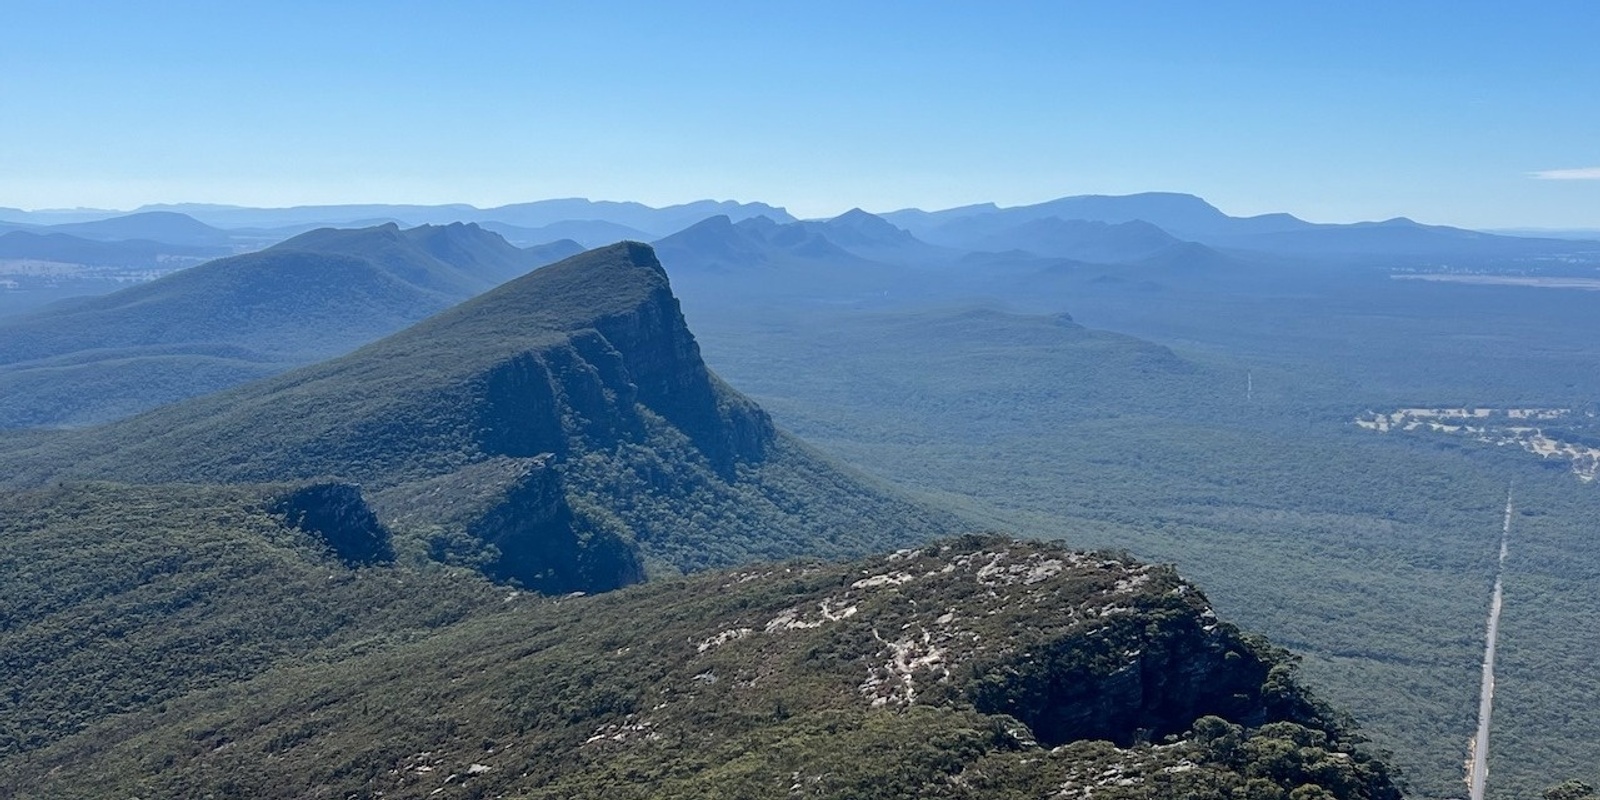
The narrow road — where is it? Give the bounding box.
[1467,485,1513,800]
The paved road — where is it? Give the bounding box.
[1468,486,1513,800]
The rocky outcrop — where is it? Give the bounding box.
[683,536,1314,745]
[371,457,645,595]
[471,245,772,474]
[269,482,394,566]
[467,460,644,594]
[965,589,1271,746]
[0,243,842,593]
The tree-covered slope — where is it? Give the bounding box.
[1,535,1400,800]
[0,222,564,428]
[0,242,960,592]
[0,481,503,760]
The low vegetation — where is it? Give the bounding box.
[2,533,1401,800]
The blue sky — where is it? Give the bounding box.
[3,1,1597,227]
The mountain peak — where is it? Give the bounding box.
[826,208,898,230]
[40,210,235,247]
[0,241,963,596]
[6,241,768,487]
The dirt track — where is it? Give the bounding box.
[1467,486,1513,800]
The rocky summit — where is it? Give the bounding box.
[5,535,1400,800]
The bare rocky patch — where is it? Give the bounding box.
[1357,406,1600,481]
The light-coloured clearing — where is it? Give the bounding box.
[1356,407,1600,482]
[1392,274,1600,291]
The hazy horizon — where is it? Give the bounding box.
[6,193,1599,236]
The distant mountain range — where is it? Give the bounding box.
[0,201,798,318]
[9,190,1553,359]
[884,191,1600,262]
[0,198,796,238]
[1,201,1254,432]
[0,208,1471,799]
[16,210,238,247]
[6,193,1595,276]
[4,191,1593,371]
[653,214,873,272]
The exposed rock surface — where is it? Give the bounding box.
[269,481,394,566]
[693,536,1279,743]
[372,456,645,594]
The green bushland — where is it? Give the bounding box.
[1,534,1400,800]
[0,481,503,758]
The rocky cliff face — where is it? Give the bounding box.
[373,457,644,594]
[587,282,773,471]
[471,281,774,474]
[269,482,394,566]
[694,536,1278,742]
[469,460,644,594]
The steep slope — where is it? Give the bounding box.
[0,242,959,591]
[0,222,566,428]
[1,536,1401,800]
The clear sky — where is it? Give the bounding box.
[3,1,1597,228]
